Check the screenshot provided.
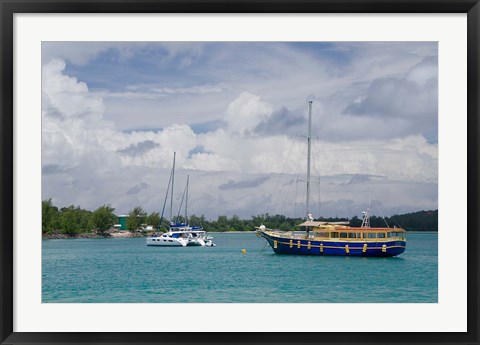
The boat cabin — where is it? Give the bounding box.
[298,221,406,241]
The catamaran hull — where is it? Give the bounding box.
[146,238,187,246]
[187,238,206,246]
[258,232,405,257]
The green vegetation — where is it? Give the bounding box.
[42,199,438,234]
[126,206,147,231]
[91,205,117,233]
[147,212,160,229]
[42,199,115,235]
[348,210,438,231]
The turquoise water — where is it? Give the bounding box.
[42,232,437,303]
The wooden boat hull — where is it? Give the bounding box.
[257,231,406,257]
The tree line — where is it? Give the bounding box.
[42,198,438,235]
[42,199,160,235]
[42,199,117,235]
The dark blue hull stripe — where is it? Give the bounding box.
[258,232,406,257]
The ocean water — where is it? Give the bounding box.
[42,232,437,303]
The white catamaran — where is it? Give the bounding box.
[146,152,214,247]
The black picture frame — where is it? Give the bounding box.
[1,1,479,344]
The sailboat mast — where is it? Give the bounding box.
[306,99,313,219]
[185,175,189,225]
[170,152,176,222]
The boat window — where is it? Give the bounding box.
[377,233,386,238]
[315,232,329,238]
[330,232,339,238]
[366,233,376,239]
[340,232,348,238]
[348,233,356,238]
[387,232,392,238]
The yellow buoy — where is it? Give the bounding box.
[241,249,247,254]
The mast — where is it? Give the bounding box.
[159,165,174,228]
[185,175,189,225]
[306,99,313,219]
[170,152,176,222]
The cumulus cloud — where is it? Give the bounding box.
[224,92,273,134]
[127,182,149,195]
[42,59,105,120]
[343,174,384,185]
[41,42,438,218]
[219,176,270,190]
[42,164,70,175]
[184,152,241,172]
[118,140,160,156]
[254,106,306,136]
[342,56,437,139]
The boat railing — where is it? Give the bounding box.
[323,236,406,242]
[256,227,405,241]
[255,227,293,235]
[256,226,405,240]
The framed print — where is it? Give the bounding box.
[1,0,479,344]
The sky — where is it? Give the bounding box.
[41,42,438,220]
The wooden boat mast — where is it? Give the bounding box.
[306,98,313,220]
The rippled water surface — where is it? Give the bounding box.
[42,232,437,303]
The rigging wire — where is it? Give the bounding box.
[263,132,300,215]
[176,178,188,223]
[259,241,270,252]
[159,166,174,229]
[294,177,299,219]
[374,200,404,228]
[375,202,391,228]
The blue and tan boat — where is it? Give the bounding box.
[256,211,406,257]
[256,97,406,257]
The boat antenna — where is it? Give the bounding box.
[170,152,176,222]
[305,95,315,220]
[361,196,372,228]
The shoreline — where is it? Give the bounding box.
[42,229,435,239]
[42,230,257,239]
[42,231,147,239]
